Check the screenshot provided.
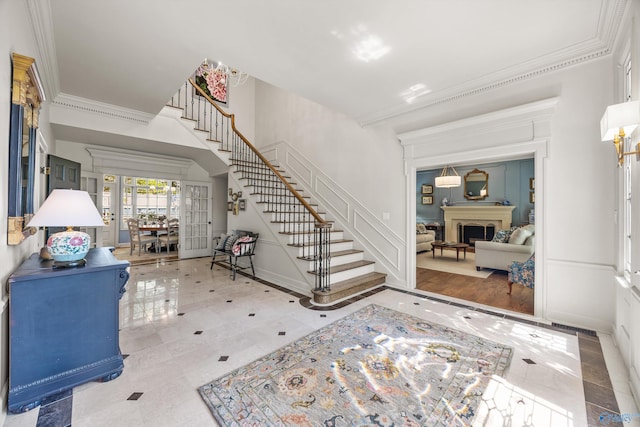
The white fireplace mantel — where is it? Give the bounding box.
[441,205,516,242]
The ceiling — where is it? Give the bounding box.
[27,0,626,166]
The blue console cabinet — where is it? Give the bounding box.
[7,247,129,413]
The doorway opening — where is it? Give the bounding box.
[100,174,181,251]
[415,159,535,315]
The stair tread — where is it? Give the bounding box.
[312,271,387,295]
[271,219,333,224]
[265,209,326,215]
[310,260,374,275]
[298,249,363,261]
[288,238,351,248]
[280,228,339,236]
[326,272,387,291]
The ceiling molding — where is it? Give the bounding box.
[53,93,154,124]
[26,0,59,100]
[86,146,193,179]
[359,0,629,127]
[398,97,560,147]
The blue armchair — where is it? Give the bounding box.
[507,254,535,294]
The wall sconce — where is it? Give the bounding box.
[228,188,242,215]
[600,100,640,167]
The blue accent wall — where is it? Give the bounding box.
[417,159,534,226]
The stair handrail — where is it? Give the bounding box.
[188,78,327,226]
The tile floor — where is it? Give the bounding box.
[3,257,639,426]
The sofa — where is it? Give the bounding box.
[416,223,436,253]
[475,224,535,271]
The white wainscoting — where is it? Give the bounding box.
[545,259,615,332]
[261,142,406,287]
[615,279,640,408]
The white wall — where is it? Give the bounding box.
[254,82,406,238]
[0,1,56,422]
[252,48,617,331]
[408,55,617,332]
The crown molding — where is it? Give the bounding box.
[85,145,193,179]
[53,93,154,124]
[359,0,629,127]
[398,97,559,146]
[26,0,59,101]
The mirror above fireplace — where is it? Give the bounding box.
[464,168,488,200]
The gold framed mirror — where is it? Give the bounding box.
[464,168,488,200]
[7,53,44,244]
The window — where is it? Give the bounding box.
[623,53,632,280]
[121,177,181,229]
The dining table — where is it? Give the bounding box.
[138,224,167,235]
[138,224,167,252]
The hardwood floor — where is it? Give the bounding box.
[416,267,534,315]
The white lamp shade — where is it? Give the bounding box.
[27,189,104,228]
[27,189,104,264]
[600,100,640,141]
[435,175,461,188]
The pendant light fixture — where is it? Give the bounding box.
[434,166,461,188]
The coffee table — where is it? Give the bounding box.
[431,241,470,262]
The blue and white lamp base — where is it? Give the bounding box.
[46,229,91,268]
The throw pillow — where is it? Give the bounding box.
[215,233,229,250]
[491,229,511,243]
[232,235,253,255]
[416,223,428,234]
[224,234,239,252]
[508,227,533,245]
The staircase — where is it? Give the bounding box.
[168,79,386,304]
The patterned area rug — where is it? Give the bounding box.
[199,304,513,426]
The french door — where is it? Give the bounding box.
[180,181,213,259]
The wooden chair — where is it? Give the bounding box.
[158,218,179,253]
[127,218,158,255]
[210,231,259,280]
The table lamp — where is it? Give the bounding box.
[27,189,105,268]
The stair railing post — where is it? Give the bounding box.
[314,222,332,292]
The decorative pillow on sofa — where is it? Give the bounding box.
[416,223,428,234]
[491,229,511,243]
[491,226,520,243]
[508,226,534,245]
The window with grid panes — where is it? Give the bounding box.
[623,53,632,280]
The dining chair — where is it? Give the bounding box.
[127,218,158,255]
[158,218,179,253]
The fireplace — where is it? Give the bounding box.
[441,206,515,242]
[458,224,496,245]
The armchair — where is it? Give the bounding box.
[507,254,535,295]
